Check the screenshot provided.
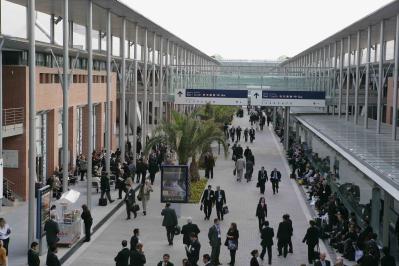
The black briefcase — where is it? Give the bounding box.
[99,198,107,206]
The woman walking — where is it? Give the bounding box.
[225,223,239,266]
[256,197,267,231]
[0,218,11,255]
[81,205,93,242]
[139,179,153,216]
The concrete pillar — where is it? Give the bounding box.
[371,186,381,234]
[284,107,290,150]
[382,192,391,246]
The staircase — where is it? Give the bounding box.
[2,178,19,206]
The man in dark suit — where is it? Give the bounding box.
[186,233,201,266]
[157,254,174,266]
[44,214,60,248]
[258,167,268,194]
[214,186,226,221]
[249,127,255,143]
[115,240,130,266]
[130,228,140,251]
[235,144,243,159]
[260,220,274,265]
[285,214,294,253]
[100,174,114,203]
[46,245,61,266]
[181,217,200,246]
[202,254,213,266]
[201,185,214,220]
[125,183,137,219]
[314,252,331,266]
[302,220,319,264]
[161,203,178,245]
[204,152,215,179]
[28,241,40,266]
[277,215,291,258]
[270,168,281,194]
[208,219,222,265]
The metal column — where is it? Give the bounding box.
[132,24,139,164]
[62,0,69,193]
[159,37,164,123]
[377,20,384,133]
[371,186,381,235]
[143,28,148,146]
[338,39,344,118]
[333,42,337,116]
[284,107,290,150]
[354,31,360,124]
[345,35,351,121]
[152,32,156,128]
[28,0,36,247]
[393,14,399,139]
[0,41,3,211]
[105,9,111,179]
[86,0,93,208]
[120,18,126,160]
[365,26,371,129]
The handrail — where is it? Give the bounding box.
[3,107,24,126]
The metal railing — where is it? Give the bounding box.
[3,177,16,202]
[3,107,24,126]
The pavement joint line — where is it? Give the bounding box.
[268,124,333,262]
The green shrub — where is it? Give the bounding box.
[188,178,208,203]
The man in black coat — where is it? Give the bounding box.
[157,254,174,266]
[130,243,146,266]
[186,233,201,266]
[46,245,61,266]
[249,127,255,143]
[181,217,200,246]
[257,167,268,194]
[204,153,215,179]
[260,220,274,265]
[44,214,60,248]
[285,214,294,253]
[235,144,243,159]
[161,203,178,245]
[148,152,159,185]
[115,240,130,266]
[270,168,281,194]
[302,220,320,264]
[100,175,114,203]
[277,215,291,258]
[28,242,40,266]
[201,185,215,220]
[214,186,226,221]
[130,228,140,251]
[125,183,137,219]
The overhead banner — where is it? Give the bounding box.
[175,89,248,106]
[161,165,189,203]
[259,90,325,107]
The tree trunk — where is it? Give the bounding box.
[189,155,200,182]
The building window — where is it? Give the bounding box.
[385,40,394,61]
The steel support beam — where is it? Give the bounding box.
[152,32,156,127]
[132,24,139,164]
[143,28,148,146]
[86,0,93,208]
[354,30,360,124]
[119,18,126,160]
[345,35,351,121]
[393,14,399,139]
[28,0,36,247]
[105,9,111,179]
[365,26,371,129]
[159,37,164,123]
[377,20,384,133]
[338,39,344,118]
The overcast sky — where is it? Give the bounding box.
[120,0,393,60]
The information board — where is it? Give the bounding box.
[36,185,51,238]
[175,89,248,106]
[161,165,188,203]
[260,91,325,107]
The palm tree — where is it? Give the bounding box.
[144,111,228,181]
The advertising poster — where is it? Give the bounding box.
[36,185,51,238]
[161,165,188,203]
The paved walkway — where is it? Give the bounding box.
[66,114,331,266]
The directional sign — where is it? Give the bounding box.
[260,91,325,107]
[175,89,248,106]
[249,89,262,106]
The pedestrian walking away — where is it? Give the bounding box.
[214,186,226,221]
[81,204,93,242]
[243,127,249,142]
[46,245,61,266]
[100,174,114,203]
[285,214,294,253]
[130,243,146,266]
[201,185,215,220]
[225,222,239,266]
[235,157,245,182]
[181,217,200,246]
[208,219,222,265]
[270,168,281,194]
[257,166,268,194]
[44,214,59,248]
[302,220,320,264]
[277,215,291,258]
[161,203,178,245]
[125,183,138,219]
[204,152,215,179]
[130,228,140,251]
[256,197,267,231]
[114,240,130,266]
[260,220,274,265]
